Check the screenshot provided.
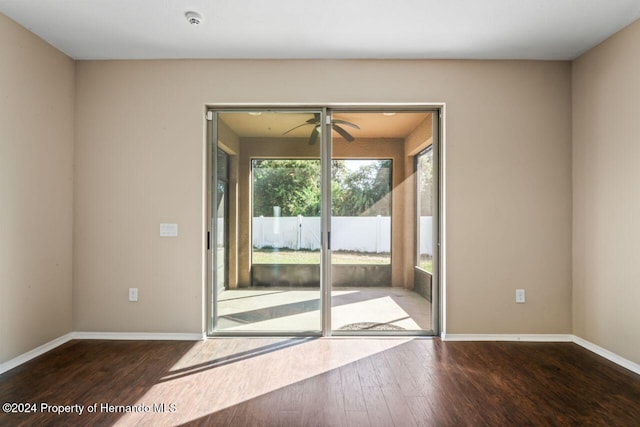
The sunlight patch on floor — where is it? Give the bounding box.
[117,338,416,426]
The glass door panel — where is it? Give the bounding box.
[329,110,435,334]
[212,110,323,334]
[216,149,229,294]
[414,146,435,332]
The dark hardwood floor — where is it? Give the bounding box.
[1,338,639,426]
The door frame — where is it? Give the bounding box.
[205,104,444,337]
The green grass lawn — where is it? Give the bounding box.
[252,249,390,265]
[253,249,433,273]
[419,258,433,273]
[253,250,434,273]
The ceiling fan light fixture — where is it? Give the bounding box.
[185,11,203,25]
[283,113,358,145]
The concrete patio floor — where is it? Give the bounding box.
[215,287,432,333]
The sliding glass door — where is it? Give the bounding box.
[209,109,323,334]
[216,148,229,295]
[414,146,437,332]
[328,110,436,334]
[207,107,439,336]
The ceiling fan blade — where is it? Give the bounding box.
[284,113,321,135]
[308,126,320,145]
[306,114,321,124]
[332,124,355,142]
[332,119,360,130]
[283,122,311,135]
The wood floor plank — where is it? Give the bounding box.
[381,346,423,397]
[340,364,367,411]
[380,383,421,427]
[354,357,380,388]
[362,385,395,427]
[369,350,398,388]
[301,367,346,427]
[345,410,370,427]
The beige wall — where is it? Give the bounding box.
[74,59,572,334]
[572,19,640,364]
[73,63,204,333]
[0,14,75,363]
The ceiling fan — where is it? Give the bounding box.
[282,113,360,144]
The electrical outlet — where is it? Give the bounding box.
[515,289,525,303]
[129,288,138,302]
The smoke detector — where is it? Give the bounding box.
[185,11,203,25]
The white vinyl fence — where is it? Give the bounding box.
[251,216,433,256]
[419,216,433,256]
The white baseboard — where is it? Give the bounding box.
[572,336,640,376]
[441,333,573,342]
[0,333,75,375]
[440,333,640,376]
[0,331,205,375]
[72,331,205,341]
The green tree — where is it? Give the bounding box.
[418,149,433,216]
[252,159,321,216]
[252,159,392,217]
[333,160,392,216]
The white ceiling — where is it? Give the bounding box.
[1,0,639,60]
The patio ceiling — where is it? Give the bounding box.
[220,111,431,139]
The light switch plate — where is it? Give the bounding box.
[160,223,178,237]
[516,289,526,303]
[129,288,138,302]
